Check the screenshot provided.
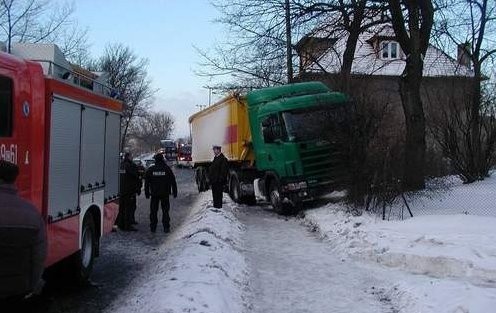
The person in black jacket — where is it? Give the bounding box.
[0,160,46,299]
[145,153,177,233]
[118,152,140,231]
[208,145,229,208]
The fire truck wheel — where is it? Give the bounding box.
[72,214,96,282]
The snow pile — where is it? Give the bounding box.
[304,208,496,285]
[106,193,248,313]
[302,177,496,313]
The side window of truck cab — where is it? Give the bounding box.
[261,114,286,143]
[0,75,13,137]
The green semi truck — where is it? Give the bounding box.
[189,82,348,213]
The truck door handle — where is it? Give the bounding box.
[268,154,273,161]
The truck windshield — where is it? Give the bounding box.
[282,106,347,142]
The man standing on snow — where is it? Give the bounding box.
[118,152,140,231]
[145,153,177,233]
[208,145,228,208]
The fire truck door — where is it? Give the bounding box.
[48,97,82,220]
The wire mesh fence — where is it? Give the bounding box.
[381,175,496,220]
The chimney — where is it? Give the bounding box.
[457,43,471,69]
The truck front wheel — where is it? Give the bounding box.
[269,180,283,213]
[269,180,293,215]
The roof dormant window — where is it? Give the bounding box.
[381,41,400,60]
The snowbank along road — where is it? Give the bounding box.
[9,171,495,313]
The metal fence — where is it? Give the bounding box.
[382,175,496,220]
[33,60,113,97]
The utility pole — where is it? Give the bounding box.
[285,0,293,83]
[203,86,214,106]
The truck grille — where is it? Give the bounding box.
[300,145,344,187]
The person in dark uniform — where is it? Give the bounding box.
[118,152,140,231]
[0,160,46,299]
[130,164,143,225]
[208,145,228,208]
[145,153,177,233]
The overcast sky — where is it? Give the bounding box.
[75,0,224,138]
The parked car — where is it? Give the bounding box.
[133,158,146,177]
[144,158,155,169]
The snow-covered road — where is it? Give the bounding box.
[239,206,394,313]
[33,172,495,313]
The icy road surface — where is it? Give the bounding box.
[238,206,395,313]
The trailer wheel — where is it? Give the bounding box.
[71,213,96,283]
[196,167,208,192]
[229,175,241,203]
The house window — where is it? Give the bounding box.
[381,41,400,60]
[0,75,13,137]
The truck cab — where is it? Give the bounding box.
[247,82,349,212]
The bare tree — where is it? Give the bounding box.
[432,0,496,181]
[130,111,175,152]
[196,0,291,90]
[291,0,388,92]
[428,83,496,183]
[200,1,388,92]
[387,0,434,190]
[0,0,86,56]
[55,22,90,65]
[98,43,156,150]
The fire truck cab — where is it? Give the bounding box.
[0,43,122,296]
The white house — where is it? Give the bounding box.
[296,23,473,78]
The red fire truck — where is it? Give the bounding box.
[176,144,192,168]
[0,43,122,290]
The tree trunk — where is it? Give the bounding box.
[470,62,482,181]
[340,1,366,93]
[121,118,130,152]
[285,0,293,83]
[400,56,426,190]
[340,29,360,93]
